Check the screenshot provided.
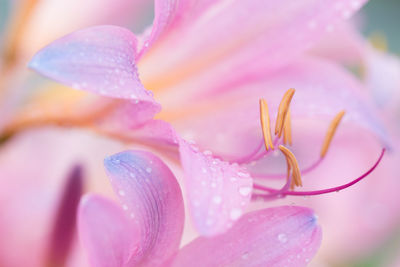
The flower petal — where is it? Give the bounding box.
[171,206,322,267]
[104,150,184,266]
[140,0,367,89]
[169,56,388,162]
[178,138,253,236]
[28,26,161,131]
[29,25,153,102]
[138,0,216,56]
[78,194,140,267]
[21,0,153,59]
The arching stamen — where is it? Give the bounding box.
[279,145,302,188]
[321,110,345,158]
[259,98,274,151]
[275,88,295,137]
[252,148,385,198]
[283,109,292,145]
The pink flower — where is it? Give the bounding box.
[1,0,397,265]
[26,0,387,236]
[79,149,322,266]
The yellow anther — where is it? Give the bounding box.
[283,109,292,145]
[259,99,274,151]
[279,145,302,189]
[275,88,295,138]
[320,110,346,158]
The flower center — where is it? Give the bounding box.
[251,88,385,200]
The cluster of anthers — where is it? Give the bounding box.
[241,88,385,201]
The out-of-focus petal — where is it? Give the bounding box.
[178,139,253,236]
[171,206,322,267]
[78,194,140,267]
[364,47,400,113]
[104,150,184,266]
[289,124,400,263]
[309,21,366,65]
[140,0,367,90]
[20,0,153,59]
[168,57,388,162]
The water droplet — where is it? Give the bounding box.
[206,218,214,226]
[308,20,317,30]
[238,172,249,178]
[210,182,217,188]
[239,186,252,196]
[118,190,125,196]
[122,204,128,211]
[146,167,152,173]
[129,173,136,178]
[212,195,222,204]
[241,252,249,260]
[203,150,212,156]
[230,209,242,220]
[278,233,288,243]
[201,167,207,173]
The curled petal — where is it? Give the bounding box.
[78,194,140,267]
[178,139,253,236]
[28,26,161,130]
[104,150,184,266]
[171,206,322,267]
[29,26,154,102]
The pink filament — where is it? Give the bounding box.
[253,148,385,199]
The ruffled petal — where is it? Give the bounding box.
[104,150,184,266]
[171,206,322,267]
[78,194,140,267]
[178,139,253,236]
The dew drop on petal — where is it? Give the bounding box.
[230,209,242,221]
[278,233,288,243]
[212,195,222,204]
[239,186,252,196]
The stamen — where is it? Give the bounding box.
[259,99,274,150]
[252,148,385,198]
[283,109,292,145]
[275,88,295,137]
[279,145,302,188]
[320,110,345,158]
